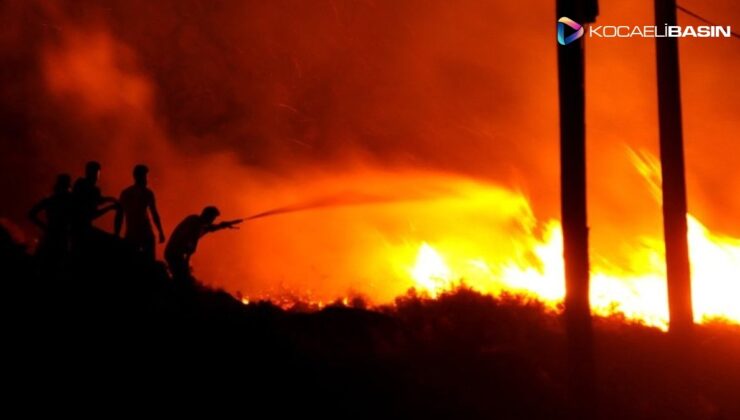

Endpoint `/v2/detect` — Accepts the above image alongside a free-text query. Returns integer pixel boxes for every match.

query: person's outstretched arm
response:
[28,199,48,231]
[149,191,165,243]
[205,219,243,233]
[100,195,119,205]
[94,203,120,220]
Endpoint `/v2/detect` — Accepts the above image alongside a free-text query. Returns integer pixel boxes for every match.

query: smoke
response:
[0,0,737,300]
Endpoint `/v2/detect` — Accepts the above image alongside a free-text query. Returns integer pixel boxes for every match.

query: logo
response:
[557,16,732,43]
[558,17,584,45]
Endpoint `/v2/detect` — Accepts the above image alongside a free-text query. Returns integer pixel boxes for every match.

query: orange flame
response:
[403,151,740,331]
[240,166,740,331]
[408,214,740,331]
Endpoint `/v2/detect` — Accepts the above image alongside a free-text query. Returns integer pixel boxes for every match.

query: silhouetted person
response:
[28,174,74,265]
[70,161,119,254]
[72,161,119,228]
[165,206,242,283]
[114,164,165,260]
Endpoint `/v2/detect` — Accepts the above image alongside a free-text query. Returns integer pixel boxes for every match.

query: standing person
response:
[70,161,119,255]
[114,164,166,260]
[164,206,242,283]
[71,161,119,230]
[28,174,74,265]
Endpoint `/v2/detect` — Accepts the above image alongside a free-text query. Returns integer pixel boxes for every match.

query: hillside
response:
[2,227,739,419]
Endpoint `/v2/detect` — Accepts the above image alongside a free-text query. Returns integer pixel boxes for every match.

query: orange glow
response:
[22,4,738,334]
[393,157,740,331]
[403,212,740,331]
[687,216,740,324]
[239,165,740,332]
[410,243,454,297]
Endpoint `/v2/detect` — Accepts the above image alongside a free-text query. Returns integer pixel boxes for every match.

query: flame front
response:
[408,211,740,331]
[687,216,740,323]
[411,243,454,297]
[236,163,740,332]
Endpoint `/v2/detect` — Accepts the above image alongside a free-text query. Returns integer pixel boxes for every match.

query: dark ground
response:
[2,227,739,419]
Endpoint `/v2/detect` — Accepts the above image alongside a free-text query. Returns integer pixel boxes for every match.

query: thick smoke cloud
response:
[1,0,562,210]
[0,0,737,299]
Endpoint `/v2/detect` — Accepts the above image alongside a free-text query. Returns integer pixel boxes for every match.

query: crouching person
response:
[164,206,242,284]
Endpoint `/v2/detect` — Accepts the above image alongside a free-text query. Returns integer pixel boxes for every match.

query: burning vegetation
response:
[239,166,740,331]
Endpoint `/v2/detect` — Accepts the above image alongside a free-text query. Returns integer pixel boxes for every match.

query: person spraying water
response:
[163,193,395,284]
[165,189,441,284]
[165,206,242,283]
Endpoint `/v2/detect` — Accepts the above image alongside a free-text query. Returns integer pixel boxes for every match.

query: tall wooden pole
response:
[654,0,694,336]
[556,1,598,418]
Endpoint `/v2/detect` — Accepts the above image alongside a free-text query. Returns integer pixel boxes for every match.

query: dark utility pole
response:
[556,1,598,418]
[654,0,694,336]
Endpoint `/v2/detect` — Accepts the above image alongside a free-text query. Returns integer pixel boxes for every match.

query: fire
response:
[234,163,739,332]
[687,216,740,323]
[397,151,738,330]
[408,207,740,331]
[411,243,454,297]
